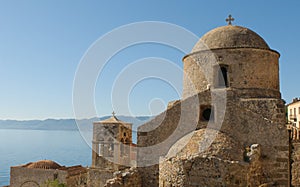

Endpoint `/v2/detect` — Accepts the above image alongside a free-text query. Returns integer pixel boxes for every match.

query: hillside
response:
[0,116,152,131]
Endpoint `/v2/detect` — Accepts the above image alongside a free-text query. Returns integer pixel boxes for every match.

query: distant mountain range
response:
[0,116,152,131]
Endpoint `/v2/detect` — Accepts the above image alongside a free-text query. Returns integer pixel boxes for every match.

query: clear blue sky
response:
[0,1,299,120]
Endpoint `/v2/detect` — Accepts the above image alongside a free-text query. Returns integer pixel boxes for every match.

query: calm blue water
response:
[0,129,92,186]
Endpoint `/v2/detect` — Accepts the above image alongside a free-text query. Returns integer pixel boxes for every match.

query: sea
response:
[0,129,92,186]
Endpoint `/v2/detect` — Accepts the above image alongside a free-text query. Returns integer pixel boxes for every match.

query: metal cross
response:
[112,111,116,116]
[226,15,234,25]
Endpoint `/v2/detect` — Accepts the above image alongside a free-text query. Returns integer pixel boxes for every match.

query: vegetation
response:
[42,179,66,187]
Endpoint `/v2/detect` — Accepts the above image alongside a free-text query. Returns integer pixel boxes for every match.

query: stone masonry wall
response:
[138,89,289,186]
[66,172,88,187]
[159,128,248,187]
[292,142,300,186]
[182,49,279,98]
[160,156,248,187]
[137,91,210,187]
[223,93,289,186]
[10,167,67,187]
[104,168,141,187]
[87,168,113,187]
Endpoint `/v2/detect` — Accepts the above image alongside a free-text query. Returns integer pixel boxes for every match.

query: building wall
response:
[66,174,87,187]
[138,89,289,187]
[87,168,114,187]
[287,99,300,128]
[160,156,248,187]
[10,167,67,187]
[65,166,88,187]
[182,49,280,99]
[292,142,300,186]
[10,165,88,187]
[137,91,207,187]
[104,168,141,187]
[92,120,133,169]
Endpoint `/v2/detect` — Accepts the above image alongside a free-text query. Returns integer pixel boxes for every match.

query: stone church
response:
[136,16,289,187]
[91,16,292,187]
[9,16,298,187]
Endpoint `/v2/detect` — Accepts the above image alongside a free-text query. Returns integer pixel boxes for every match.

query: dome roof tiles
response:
[25,160,61,170]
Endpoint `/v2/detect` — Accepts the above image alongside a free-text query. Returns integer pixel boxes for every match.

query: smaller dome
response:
[25,160,61,170]
[192,25,270,53]
[166,129,244,161]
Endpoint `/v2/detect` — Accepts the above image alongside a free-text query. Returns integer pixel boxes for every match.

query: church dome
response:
[25,160,61,170]
[191,25,270,53]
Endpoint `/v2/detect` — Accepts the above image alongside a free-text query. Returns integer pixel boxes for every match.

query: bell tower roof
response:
[96,112,132,125]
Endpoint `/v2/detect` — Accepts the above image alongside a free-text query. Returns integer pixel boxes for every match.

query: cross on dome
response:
[226,15,234,25]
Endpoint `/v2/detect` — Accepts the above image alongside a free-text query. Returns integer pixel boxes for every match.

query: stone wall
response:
[104,168,141,187]
[86,167,141,187]
[160,156,248,187]
[87,168,114,187]
[10,167,67,187]
[64,166,88,187]
[292,142,300,186]
[182,48,279,98]
[138,89,289,186]
[159,128,248,187]
[92,154,117,170]
[137,91,209,187]
[10,165,88,187]
[222,93,289,186]
[159,127,288,187]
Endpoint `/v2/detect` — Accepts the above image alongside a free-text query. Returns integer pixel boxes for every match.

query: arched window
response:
[200,105,214,121]
[202,108,211,121]
[215,65,229,88]
[108,143,114,157]
[120,138,124,157]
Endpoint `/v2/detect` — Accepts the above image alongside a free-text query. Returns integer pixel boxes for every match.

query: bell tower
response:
[92,112,133,170]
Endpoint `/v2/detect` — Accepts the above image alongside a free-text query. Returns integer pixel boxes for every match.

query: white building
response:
[287,98,300,140]
[287,98,300,127]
